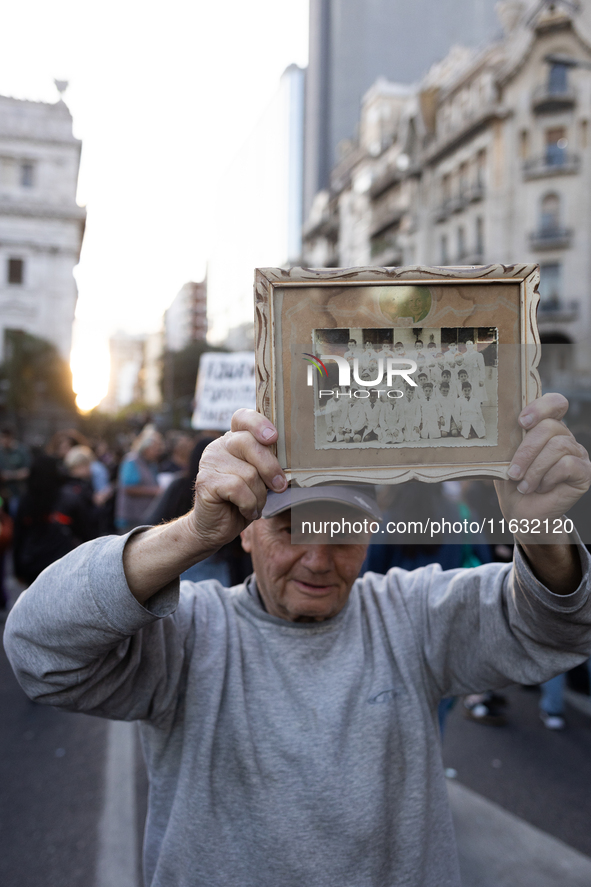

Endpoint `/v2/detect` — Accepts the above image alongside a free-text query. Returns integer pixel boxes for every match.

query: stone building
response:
[304,0,501,218]
[101,330,163,413]
[303,0,591,376]
[164,279,208,353]
[0,89,85,361]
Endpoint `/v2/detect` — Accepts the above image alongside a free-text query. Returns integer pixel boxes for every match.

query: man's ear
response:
[240,523,254,553]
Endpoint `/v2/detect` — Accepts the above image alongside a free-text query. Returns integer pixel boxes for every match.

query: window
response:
[475,217,484,256]
[475,150,486,188]
[519,130,529,160]
[540,193,560,233]
[545,128,567,167]
[459,162,469,197]
[539,263,562,307]
[457,227,465,260]
[20,162,34,188]
[440,234,448,264]
[580,119,588,150]
[548,63,568,95]
[7,258,24,285]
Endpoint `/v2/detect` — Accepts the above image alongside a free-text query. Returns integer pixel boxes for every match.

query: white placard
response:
[191,352,256,431]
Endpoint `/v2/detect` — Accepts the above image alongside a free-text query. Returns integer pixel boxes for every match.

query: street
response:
[1,620,590,886]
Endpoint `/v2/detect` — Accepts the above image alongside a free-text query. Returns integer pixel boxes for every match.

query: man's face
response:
[241,507,369,622]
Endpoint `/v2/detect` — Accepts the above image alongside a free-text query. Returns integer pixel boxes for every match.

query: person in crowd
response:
[4,395,591,887]
[0,427,31,518]
[378,395,403,444]
[463,339,487,402]
[538,659,591,730]
[400,385,421,442]
[437,381,459,438]
[343,398,368,443]
[12,449,73,585]
[419,381,443,440]
[362,390,381,441]
[457,381,487,439]
[321,387,348,443]
[52,446,101,544]
[115,426,164,533]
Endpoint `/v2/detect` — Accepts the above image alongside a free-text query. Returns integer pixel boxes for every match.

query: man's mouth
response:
[292,579,335,596]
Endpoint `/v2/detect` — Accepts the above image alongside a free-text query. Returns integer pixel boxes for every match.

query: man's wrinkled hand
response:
[189,409,287,555]
[495,393,591,528]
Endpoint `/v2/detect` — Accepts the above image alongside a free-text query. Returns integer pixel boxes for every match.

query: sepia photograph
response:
[255,264,540,485]
[311,326,498,449]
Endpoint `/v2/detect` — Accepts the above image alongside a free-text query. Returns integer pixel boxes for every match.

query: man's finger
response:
[518,392,568,430]
[508,418,572,482]
[223,429,287,492]
[230,408,278,446]
[535,454,591,496]
[513,435,587,495]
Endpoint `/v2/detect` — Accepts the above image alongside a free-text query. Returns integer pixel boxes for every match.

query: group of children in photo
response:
[320,336,492,446]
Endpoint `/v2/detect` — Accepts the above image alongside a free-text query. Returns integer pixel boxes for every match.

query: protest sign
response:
[191,352,256,431]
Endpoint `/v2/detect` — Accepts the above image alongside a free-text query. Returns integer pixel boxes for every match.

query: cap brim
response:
[262,485,381,520]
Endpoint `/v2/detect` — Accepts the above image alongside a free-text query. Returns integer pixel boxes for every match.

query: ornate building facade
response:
[0,91,85,361]
[303,0,591,377]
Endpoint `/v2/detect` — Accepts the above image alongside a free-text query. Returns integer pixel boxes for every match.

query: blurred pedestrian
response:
[539,660,591,730]
[115,426,164,533]
[52,446,101,544]
[0,427,31,518]
[12,451,75,585]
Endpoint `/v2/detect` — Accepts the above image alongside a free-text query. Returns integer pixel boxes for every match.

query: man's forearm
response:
[520,538,582,596]
[123,515,215,604]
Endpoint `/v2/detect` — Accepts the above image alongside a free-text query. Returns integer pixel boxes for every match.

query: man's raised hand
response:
[189,409,287,556]
[495,393,591,529]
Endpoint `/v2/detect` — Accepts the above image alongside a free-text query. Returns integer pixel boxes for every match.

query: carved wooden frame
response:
[255,264,541,486]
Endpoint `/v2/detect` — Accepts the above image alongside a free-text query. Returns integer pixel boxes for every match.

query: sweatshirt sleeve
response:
[389,539,591,700]
[3,532,189,723]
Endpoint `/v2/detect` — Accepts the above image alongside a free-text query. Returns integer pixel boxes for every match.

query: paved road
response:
[442,683,591,858]
[0,624,148,887]
[1,617,590,885]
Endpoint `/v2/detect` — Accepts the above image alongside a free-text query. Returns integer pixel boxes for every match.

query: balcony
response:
[523,152,580,179]
[370,234,404,267]
[531,83,576,114]
[529,226,573,250]
[433,191,477,223]
[467,182,485,203]
[370,203,405,238]
[456,252,485,266]
[538,298,579,323]
[370,166,403,200]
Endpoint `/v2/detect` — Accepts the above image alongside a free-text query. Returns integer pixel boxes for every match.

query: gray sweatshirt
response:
[4,534,591,887]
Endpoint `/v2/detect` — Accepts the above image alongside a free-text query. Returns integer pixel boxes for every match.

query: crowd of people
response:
[0,423,250,599]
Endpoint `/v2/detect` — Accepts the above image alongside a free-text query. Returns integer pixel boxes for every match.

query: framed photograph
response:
[255,265,541,486]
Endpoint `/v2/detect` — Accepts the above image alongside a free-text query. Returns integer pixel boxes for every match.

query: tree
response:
[160,340,228,428]
[0,330,76,427]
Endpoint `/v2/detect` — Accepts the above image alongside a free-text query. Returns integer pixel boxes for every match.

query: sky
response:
[0,0,309,409]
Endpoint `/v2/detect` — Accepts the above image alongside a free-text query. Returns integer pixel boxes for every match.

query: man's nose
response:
[300,545,335,572]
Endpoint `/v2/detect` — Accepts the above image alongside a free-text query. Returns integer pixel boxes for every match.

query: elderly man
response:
[4,395,591,887]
